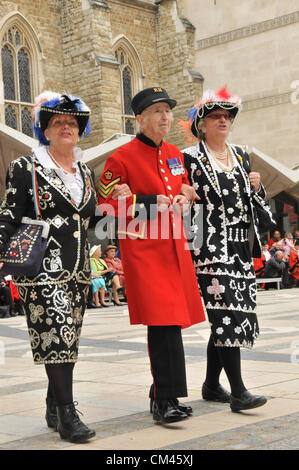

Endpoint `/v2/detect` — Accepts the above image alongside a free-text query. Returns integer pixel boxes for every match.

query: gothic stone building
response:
[0,0,298,233]
[0,0,202,150]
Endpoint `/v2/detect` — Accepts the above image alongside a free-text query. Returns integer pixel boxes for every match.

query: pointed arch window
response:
[115,48,135,135]
[1,25,33,137]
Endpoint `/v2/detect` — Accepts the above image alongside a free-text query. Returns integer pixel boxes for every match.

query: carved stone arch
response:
[112,35,146,134]
[0,11,43,103]
[112,34,145,91]
[0,11,43,135]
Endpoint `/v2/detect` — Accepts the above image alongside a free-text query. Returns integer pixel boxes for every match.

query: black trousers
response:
[147,325,187,400]
[0,286,13,311]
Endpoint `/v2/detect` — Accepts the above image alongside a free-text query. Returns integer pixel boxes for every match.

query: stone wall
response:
[155,0,203,147]
[0,0,203,150]
[183,0,299,168]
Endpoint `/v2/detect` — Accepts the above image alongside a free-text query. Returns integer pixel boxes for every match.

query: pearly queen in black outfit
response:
[3,148,96,364]
[181,86,274,413]
[184,140,261,348]
[0,91,97,443]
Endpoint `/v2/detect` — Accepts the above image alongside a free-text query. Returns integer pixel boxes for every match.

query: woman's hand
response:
[173,195,190,215]
[0,263,3,270]
[248,172,261,192]
[180,183,200,203]
[112,184,132,200]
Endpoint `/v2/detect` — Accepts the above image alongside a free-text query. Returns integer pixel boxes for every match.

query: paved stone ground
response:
[0,287,298,453]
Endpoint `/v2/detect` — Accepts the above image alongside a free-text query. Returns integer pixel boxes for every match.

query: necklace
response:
[206,143,228,160]
[47,149,75,174]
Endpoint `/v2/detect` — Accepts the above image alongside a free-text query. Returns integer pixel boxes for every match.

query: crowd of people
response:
[253,230,299,289]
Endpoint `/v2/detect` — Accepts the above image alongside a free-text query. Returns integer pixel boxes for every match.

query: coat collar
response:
[196,140,250,198]
[31,146,93,210]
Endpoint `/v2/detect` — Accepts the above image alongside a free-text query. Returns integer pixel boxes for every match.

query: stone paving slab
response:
[0,288,298,453]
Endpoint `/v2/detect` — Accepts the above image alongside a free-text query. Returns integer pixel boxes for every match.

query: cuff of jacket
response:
[134,195,158,220]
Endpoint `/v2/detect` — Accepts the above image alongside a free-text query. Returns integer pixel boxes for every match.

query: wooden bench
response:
[256,277,281,289]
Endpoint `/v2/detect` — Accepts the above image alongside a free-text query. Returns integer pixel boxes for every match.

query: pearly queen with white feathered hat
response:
[188,86,242,138]
[32,91,91,146]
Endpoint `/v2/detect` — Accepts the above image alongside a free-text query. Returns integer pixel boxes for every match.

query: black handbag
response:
[0,158,49,277]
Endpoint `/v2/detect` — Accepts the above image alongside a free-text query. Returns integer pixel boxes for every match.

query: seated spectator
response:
[104,245,125,288]
[279,233,296,256]
[253,241,271,278]
[90,245,109,307]
[0,274,14,317]
[289,241,299,287]
[264,250,289,289]
[268,230,281,249]
[91,244,124,306]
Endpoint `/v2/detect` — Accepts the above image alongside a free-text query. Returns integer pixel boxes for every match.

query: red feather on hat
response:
[215,85,232,101]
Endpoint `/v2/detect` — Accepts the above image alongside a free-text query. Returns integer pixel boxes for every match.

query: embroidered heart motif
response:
[60,325,76,348]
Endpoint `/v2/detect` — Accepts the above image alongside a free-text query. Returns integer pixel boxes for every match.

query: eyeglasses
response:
[206,113,232,121]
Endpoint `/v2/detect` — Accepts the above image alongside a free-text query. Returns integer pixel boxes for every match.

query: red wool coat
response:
[289,251,299,279]
[97,136,205,328]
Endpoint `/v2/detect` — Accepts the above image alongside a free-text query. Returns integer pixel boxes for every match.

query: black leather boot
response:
[45,397,58,430]
[149,384,192,415]
[230,390,267,413]
[202,382,231,403]
[152,399,188,424]
[57,402,96,443]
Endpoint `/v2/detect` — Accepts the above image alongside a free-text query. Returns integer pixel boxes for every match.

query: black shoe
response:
[170,398,193,415]
[87,302,98,309]
[230,390,267,413]
[152,400,188,424]
[100,302,109,308]
[112,300,125,306]
[45,397,58,430]
[202,382,231,403]
[57,402,96,443]
[150,397,192,415]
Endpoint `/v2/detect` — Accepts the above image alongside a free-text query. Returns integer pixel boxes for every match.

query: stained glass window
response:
[1,26,34,137]
[5,105,17,129]
[115,47,136,134]
[125,119,134,135]
[123,67,133,116]
[15,31,20,45]
[8,29,13,44]
[18,49,31,103]
[2,45,16,100]
[21,107,33,136]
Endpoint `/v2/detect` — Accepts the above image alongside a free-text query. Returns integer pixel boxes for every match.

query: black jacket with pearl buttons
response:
[0,154,96,287]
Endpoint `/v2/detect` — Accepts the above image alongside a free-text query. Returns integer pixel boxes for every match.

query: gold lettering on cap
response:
[153,87,163,93]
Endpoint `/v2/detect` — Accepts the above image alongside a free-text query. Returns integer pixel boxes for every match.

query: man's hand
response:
[157,195,171,213]
[112,184,132,200]
[248,172,261,192]
[180,183,200,203]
